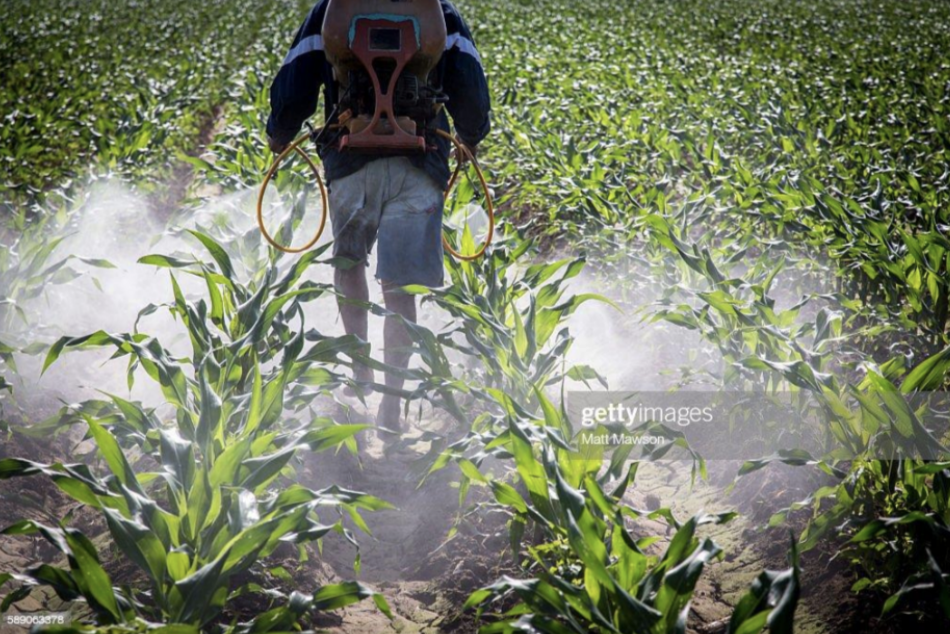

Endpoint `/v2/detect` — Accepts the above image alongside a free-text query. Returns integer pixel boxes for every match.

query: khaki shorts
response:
[328,157,445,287]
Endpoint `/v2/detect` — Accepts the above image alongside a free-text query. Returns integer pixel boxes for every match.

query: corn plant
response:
[402,233,611,416]
[401,234,755,631]
[0,230,393,630]
[0,448,391,630]
[0,233,113,338]
[452,388,797,633]
[645,206,950,621]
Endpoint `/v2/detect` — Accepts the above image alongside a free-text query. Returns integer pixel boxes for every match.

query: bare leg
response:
[376,281,416,433]
[335,264,374,387]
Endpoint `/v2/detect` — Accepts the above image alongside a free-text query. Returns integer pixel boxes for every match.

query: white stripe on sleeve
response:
[444,32,482,65]
[282,35,324,67]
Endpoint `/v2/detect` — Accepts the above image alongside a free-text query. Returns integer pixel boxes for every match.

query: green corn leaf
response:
[42,331,117,374]
[160,429,196,495]
[187,230,235,281]
[209,438,251,488]
[299,423,370,453]
[173,550,230,624]
[138,254,199,269]
[491,481,529,514]
[86,416,143,494]
[901,345,950,393]
[100,506,167,601]
[195,361,223,457]
[62,528,122,622]
[312,581,377,611]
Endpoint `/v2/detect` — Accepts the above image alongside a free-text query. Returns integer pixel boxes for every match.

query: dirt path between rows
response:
[295,395,515,633]
[150,102,226,223]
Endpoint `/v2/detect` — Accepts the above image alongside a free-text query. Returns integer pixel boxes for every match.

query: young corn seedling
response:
[646,206,950,620]
[402,232,613,425]
[0,230,393,631]
[458,389,798,634]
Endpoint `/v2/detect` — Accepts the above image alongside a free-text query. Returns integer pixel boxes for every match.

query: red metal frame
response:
[339,18,426,152]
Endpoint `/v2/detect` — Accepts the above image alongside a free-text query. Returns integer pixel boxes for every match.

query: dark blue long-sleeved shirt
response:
[266,0,491,189]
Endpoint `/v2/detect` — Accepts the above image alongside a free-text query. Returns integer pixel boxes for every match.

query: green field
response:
[2,0,950,632]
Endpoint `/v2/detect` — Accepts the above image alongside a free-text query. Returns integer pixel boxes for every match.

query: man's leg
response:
[335,262,374,386]
[334,262,368,340]
[376,281,416,431]
[373,158,443,436]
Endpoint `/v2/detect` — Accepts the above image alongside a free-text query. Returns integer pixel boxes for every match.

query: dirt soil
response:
[294,394,521,633]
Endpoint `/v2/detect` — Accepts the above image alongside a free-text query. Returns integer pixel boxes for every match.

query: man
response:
[266,1,490,436]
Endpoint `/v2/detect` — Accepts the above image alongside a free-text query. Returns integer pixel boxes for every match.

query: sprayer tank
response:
[322,0,447,82]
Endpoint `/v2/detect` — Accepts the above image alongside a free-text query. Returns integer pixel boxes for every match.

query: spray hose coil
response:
[256,128,494,260]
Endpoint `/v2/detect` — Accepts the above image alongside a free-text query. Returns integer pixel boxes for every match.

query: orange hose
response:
[436,129,495,261]
[256,133,328,254]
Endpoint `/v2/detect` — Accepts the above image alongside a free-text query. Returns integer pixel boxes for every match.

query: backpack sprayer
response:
[256,0,494,260]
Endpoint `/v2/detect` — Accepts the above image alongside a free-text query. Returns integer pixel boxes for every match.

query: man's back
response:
[266,0,491,190]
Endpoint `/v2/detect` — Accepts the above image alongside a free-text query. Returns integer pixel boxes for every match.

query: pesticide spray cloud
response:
[14,180,188,411]
[13,174,441,419]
